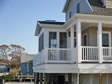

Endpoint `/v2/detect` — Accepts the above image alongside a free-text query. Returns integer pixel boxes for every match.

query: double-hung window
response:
[49,32,57,48]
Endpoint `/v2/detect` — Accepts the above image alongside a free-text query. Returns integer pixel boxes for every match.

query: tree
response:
[0,45,11,60]
[9,44,25,62]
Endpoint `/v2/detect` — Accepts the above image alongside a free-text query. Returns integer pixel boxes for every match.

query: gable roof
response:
[83,0,112,16]
[63,0,71,12]
[35,21,65,36]
[63,0,112,16]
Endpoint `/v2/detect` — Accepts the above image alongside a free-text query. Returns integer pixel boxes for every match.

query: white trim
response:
[65,21,76,31]
[57,32,59,48]
[86,0,93,12]
[71,26,74,48]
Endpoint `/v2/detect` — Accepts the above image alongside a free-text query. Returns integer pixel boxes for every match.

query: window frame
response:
[49,32,57,48]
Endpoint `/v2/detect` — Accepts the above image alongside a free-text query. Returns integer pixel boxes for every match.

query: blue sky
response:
[0,0,66,54]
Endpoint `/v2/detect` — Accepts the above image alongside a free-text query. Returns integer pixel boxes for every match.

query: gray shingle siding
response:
[65,0,93,21]
[84,0,112,16]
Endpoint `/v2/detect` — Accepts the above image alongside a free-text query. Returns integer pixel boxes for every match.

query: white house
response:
[33,0,112,84]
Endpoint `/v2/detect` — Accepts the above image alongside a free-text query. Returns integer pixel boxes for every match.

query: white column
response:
[57,32,59,48]
[98,23,102,63]
[76,20,82,63]
[70,26,74,48]
[65,74,69,82]
[70,26,75,63]
[77,73,79,84]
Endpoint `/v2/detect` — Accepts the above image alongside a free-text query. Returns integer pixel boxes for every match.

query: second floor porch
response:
[33,46,112,66]
[35,15,112,65]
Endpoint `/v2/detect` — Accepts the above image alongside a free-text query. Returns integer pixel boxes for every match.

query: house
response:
[0,63,9,73]
[21,53,34,76]
[33,0,112,84]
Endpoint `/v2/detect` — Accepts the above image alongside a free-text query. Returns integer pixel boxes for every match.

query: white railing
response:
[102,47,112,61]
[33,47,112,65]
[33,48,72,65]
[47,48,71,62]
[33,49,46,65]
[82,46,99,62]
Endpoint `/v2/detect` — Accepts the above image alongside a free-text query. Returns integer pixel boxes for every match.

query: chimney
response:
[101,0,112,8]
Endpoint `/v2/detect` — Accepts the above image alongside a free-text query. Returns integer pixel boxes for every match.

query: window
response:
[59,32,67,48]
[69,11,72,18]
[49,32,57,48]
[102,33,110,47]
[39,33,44,52]
[77,3,80,13]
[83,34,88,46]
[74,38,76,47]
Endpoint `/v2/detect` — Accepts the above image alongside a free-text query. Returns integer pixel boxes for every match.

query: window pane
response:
[49,32,57,48]
[39,33,44,52]
[102,33,109,47]
[84,35,87,46]
[77,3,80,13]
[59,32,67,48]
[74,39,76,47]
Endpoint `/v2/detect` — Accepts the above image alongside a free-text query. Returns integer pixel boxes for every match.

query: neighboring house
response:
[0,63,9,73]
[33,0,112,84]
[21,53,34,75]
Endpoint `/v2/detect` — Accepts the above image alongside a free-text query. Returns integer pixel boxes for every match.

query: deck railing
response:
[82,46,99,62]
[33,47,112,65]
[48,48,71,62]
[33,48,72,65]
[102,47,112,61]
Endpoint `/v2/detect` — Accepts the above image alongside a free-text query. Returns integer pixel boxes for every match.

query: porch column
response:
[77,73,79,84]
[40,73,42,84]
[76,20,82,63]
[98,23,103,63]
[70,26,74,48]
[99,73,102,84]
[68,74,72,84]
[44,73,49,84]
[65,74,69,84]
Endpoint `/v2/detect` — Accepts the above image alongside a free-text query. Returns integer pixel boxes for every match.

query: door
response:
[102,32,111,60]
[83,34,88,46]
[102,32,110,47]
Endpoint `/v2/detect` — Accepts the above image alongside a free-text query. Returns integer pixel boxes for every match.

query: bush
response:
[0,74,13,80]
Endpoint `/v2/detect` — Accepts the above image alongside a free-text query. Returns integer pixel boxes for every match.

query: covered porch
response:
[66,14,112,63]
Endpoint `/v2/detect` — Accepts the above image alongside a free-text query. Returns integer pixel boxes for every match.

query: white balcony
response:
[33,48,74,66]
[33,47,112,66]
